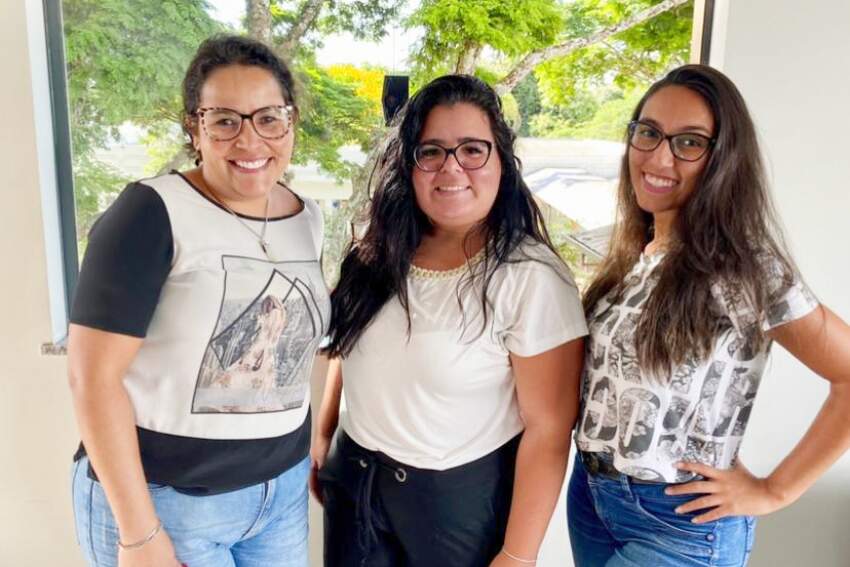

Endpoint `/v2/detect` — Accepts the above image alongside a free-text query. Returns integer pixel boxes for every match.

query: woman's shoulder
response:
[504,237,573,276]
[488,237,580,295]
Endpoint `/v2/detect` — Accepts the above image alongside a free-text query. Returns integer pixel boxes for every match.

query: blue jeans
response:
[71,456,310,567]
[567,454,756,567]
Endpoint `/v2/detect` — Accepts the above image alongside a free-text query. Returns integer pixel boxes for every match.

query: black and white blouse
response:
[575,252,818,483]
[71,173,330,494]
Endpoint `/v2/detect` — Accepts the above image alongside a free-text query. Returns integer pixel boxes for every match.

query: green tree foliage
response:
[407,0,564,77]
[63,0,221,235]
[512,74,542,136]
[535,0,693,105]
[532,89,644,140]
[294,60,379,179]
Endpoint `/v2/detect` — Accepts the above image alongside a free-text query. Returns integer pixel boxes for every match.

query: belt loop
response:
[620,472,635,501]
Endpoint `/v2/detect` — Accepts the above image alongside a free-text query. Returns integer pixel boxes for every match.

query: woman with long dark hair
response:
[568,64,850,566]
[313,75,588,566]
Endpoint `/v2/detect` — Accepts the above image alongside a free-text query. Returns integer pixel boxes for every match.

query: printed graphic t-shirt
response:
[575,252,818,483]
[71,173,330,494]
[342,240,589,470]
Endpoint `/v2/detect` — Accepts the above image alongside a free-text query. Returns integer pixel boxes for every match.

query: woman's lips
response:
[642,172,678,194]
[229,157,271,173]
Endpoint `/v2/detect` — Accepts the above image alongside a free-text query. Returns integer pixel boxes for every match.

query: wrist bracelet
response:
[500,548,537,564]
[117,520,162,551]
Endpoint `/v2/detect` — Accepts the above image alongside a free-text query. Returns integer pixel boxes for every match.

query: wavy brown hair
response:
[583,64,796,378]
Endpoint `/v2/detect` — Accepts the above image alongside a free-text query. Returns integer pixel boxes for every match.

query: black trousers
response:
[319,430,520,567]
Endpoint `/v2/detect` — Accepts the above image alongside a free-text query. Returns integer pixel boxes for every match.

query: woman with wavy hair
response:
[313,74,588,566]
[568,64,850,566]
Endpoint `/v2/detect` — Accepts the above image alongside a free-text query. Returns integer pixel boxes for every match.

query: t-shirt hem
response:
[341,423,525,471]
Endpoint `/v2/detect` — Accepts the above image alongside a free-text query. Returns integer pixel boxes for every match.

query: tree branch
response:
[278,0,326,56]
[494,0,690,94]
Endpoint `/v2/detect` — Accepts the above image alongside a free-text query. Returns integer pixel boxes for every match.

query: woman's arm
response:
[310,356,343,503]
[68,324,181,566]
[668,305,850,522]
[492,338,585,566]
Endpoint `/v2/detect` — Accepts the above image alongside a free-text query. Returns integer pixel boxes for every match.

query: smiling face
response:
[411,102,502,235]
[629,85,715,224]
[193,64,294,203]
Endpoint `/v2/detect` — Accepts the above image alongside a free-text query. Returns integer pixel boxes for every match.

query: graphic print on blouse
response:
[193,255,326,414]
[576,253,818,483]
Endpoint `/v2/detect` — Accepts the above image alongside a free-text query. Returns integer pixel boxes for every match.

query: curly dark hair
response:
[325,74,561,358]
[181,34,298,162]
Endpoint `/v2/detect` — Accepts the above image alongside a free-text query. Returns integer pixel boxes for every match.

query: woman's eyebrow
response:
[418,136,491,144]
[639,117,712,136]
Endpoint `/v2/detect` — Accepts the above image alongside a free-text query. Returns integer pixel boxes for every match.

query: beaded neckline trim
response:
[409,249,487,279]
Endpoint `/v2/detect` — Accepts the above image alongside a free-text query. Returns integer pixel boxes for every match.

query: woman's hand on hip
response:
[665,459,790,523]
[117,528,184,567]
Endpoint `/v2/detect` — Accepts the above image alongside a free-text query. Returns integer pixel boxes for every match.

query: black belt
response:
[579,451,659,484]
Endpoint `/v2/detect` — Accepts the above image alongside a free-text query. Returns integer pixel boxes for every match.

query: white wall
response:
[540,3,850,565]
[0,1,84,565]
[711,1,850,565]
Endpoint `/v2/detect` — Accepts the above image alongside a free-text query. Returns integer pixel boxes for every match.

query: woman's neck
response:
[648,211,677,254]
[414,226,486,270]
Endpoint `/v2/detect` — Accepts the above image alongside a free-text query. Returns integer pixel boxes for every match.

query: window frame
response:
[43,0,79,330]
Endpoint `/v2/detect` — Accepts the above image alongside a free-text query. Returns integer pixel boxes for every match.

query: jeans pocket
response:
[70,460,83,547]
[147,481,171,494]
[633,495,717,559]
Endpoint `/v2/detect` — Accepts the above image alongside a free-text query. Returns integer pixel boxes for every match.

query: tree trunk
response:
[278,0,325,56]
[455,42,482,75]
[246,0,272,42]
[494,0,690,94]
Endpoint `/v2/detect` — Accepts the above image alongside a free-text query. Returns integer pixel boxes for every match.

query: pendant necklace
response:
[205,182,275,262]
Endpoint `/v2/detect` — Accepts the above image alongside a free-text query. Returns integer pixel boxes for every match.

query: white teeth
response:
[436,185,468,192]
[234,158,269,169]
[644,173,676,187]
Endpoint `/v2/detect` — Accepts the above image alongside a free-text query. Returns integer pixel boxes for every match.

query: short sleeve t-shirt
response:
[575,252,818,483]
[341,240,589,470]
[71,173,330,494]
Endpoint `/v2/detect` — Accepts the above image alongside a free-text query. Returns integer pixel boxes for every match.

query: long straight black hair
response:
[325,75,557,358]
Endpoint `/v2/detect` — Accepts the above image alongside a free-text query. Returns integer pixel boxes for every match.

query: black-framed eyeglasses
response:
[195,105,295,141]
[628,121,715,162]
[413,139,494,172]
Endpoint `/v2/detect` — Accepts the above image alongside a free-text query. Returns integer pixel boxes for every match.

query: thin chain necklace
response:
[204,181,275,262]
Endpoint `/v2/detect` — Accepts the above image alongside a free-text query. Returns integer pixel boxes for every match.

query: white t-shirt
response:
[341,239,588,470]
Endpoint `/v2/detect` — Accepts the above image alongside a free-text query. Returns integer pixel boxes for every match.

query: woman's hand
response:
[309,432,332,505]
[665,460,789,523]
[117,528,184,567]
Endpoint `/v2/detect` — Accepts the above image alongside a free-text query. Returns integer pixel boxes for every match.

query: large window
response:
[45,0,713,325]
